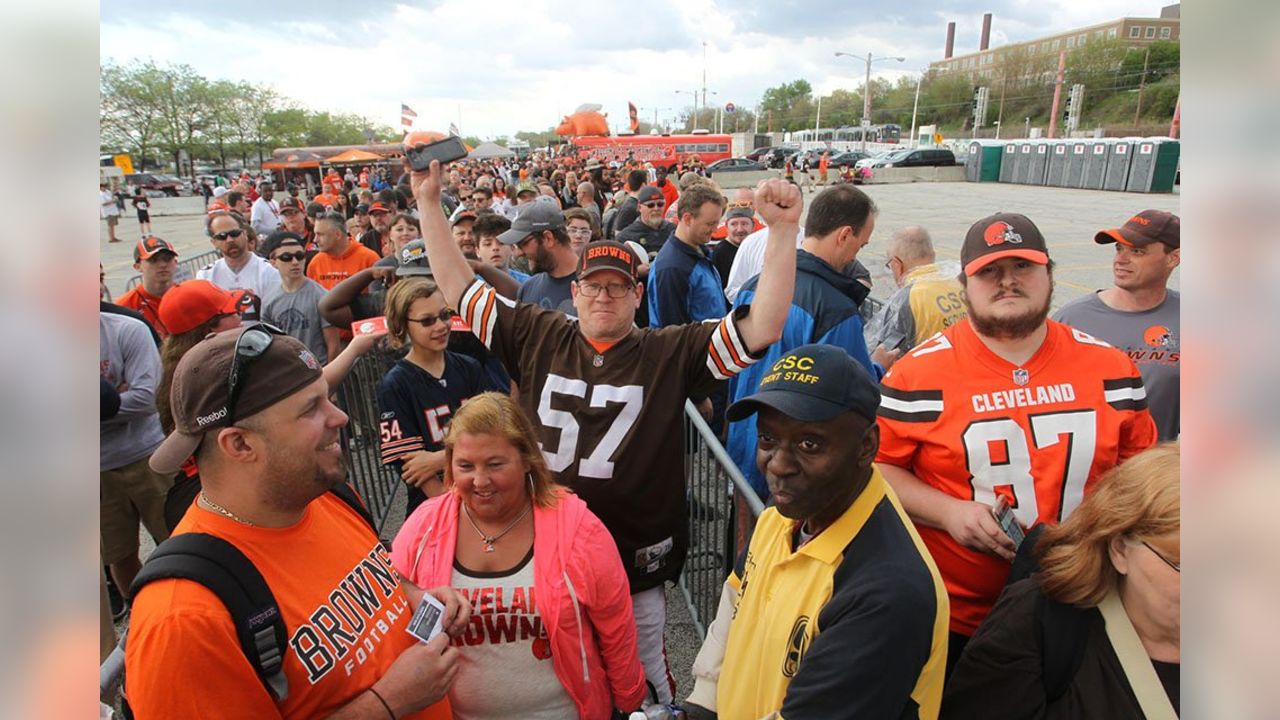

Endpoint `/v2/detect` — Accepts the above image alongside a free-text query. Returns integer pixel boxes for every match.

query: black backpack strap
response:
[1037,589,1092,703]
[128,533,290,702]
[329,482,377,533]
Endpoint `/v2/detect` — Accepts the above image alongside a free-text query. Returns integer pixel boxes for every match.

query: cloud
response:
[100,0,1172,138]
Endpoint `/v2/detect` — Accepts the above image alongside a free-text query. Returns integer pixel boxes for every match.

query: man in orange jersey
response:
[306,212,381,291]
[115,236,183,338]
[126,329,467,719]
[875,213,1157,673]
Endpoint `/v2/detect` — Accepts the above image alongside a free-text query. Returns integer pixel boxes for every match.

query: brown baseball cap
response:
[279,196,305,214]
[577,241,639,282]
[1095,210,1180,249]
[134,236,178,262]
[149,327,323,475]
[961,213,1050,276]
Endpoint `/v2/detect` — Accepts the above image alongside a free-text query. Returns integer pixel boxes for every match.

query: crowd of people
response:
[100,141,1181,719]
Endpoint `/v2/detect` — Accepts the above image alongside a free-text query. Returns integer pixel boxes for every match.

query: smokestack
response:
[980,13,992,51]
[945,22,956,59]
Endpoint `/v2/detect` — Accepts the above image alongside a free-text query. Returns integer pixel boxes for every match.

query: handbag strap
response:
[1098,589,1178,720]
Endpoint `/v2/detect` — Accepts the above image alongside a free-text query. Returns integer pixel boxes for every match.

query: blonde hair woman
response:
[391,393,646,720]
[943,443,1180,719]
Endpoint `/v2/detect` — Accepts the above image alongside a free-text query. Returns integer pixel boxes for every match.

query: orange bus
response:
[570,133,732,170]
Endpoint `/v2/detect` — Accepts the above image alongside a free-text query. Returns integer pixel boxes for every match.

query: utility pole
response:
[861,52,872,152]
[1133,46,1151,128]
[814,94,823,137]
[1047,51,1066,139]
[909,73,922,148]
[701,41,708,131]
[996,76,1007,141]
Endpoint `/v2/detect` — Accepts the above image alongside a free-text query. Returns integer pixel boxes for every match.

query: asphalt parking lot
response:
[103,179,1179,701]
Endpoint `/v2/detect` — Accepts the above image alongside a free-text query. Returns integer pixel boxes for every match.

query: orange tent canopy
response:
[325,148,386,164]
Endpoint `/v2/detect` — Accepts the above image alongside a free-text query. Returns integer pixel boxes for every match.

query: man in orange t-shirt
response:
[306,212,381,290]
[125,329,466,718]
[115,237,182,339]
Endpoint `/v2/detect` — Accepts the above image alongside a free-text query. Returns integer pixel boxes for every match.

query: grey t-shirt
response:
[1053,290,1180,440]
[516,271,577,316]
[100,312,165,471]
[261,278,333,363]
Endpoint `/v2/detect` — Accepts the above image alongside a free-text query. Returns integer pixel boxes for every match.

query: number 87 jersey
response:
[874,319,1157,636]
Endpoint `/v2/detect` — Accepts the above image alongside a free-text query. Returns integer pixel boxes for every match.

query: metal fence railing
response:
[123,249,220,291]
[336,345,408,537]
[679,399,765,638]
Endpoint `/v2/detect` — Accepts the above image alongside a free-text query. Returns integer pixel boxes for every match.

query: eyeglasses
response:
[1140,540,1180,573]
[884,256,899,271]
[577,281,634,298]
[212,229,245,241]
[567,227,593,237]
[407,309,456,328]
[227,323,287,422]
[642,201,664,209]
[273,251,306,263]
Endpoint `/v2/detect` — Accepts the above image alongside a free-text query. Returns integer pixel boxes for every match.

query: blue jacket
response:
[727,249,881,498]
[648,234,727,327]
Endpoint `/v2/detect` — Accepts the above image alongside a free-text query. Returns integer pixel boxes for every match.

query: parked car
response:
[865,148,957,169]
[706,158,766,177]
[828,151,869,168]
[763,147,802,168]
[745,147,773,161]
[124,173,187,197]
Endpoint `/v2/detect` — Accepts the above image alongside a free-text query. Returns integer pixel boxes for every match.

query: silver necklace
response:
[200,491,256,526]
[462,500,532,553]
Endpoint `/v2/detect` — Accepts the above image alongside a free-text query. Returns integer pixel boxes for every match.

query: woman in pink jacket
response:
[391,392,647,720]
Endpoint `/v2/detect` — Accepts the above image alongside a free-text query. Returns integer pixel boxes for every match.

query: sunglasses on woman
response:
[407,309,456,328]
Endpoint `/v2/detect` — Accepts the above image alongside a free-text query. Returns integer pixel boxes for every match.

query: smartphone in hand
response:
[992,495,1026,550]
[405,136,468,172]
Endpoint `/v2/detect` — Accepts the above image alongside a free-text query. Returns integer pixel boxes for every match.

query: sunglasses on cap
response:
[227,323,287,421]
[407,309,456,328]
[213,228,245,241]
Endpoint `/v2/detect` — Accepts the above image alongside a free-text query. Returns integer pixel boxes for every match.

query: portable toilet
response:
[1064,140,1089,188]
[1082,139,1112,190]
[998,142,1018,183]
[1013,142,1035,184]
[966,140,1004,182]
[1045,141,1071,187]
[1024,140,1051,185]
[1103,138,1137,191]
[1125,139,1181,193]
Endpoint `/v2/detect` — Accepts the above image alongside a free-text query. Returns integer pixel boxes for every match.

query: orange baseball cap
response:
[134,236,178,263]
[159,280,241,336]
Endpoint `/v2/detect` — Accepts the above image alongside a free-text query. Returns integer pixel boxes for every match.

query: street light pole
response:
[835,51,905,152]
[909,71,923,148]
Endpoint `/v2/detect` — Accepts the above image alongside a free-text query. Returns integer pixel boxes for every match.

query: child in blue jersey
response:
[376,277,500,515]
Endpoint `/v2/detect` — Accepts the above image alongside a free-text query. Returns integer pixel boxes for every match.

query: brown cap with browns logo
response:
[577,241,640,282]
[961,212,1050,276]
[1095,210,1179,249]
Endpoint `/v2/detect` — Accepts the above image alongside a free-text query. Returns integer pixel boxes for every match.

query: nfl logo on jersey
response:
[1012,368,1030,386]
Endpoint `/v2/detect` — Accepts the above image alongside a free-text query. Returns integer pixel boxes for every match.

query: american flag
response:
[448,123,460,137]
[401,104,418,118]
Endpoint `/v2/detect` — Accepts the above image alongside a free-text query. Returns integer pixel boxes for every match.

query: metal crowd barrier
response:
[336,344,408,537]
[679,399,765,638]
[123,249,220,290]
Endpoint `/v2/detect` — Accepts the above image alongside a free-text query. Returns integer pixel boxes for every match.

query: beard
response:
[642,215,664,229]
[964,285,1052,340]
[261,439,348,513]
[532,243,554,272]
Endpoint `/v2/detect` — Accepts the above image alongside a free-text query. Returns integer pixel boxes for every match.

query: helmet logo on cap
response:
[983,222,1023,247]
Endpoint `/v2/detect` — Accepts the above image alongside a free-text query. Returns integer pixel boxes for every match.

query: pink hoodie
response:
[391,489,647,719]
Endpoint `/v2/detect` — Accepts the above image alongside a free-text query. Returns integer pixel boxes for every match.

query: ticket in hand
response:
[352,316,388,337]
[405,592,446,644]
[992,495,1026,550]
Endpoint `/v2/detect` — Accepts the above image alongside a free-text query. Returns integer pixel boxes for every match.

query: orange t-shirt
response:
[876,319,1157,635]
[124,494,450,719]
[114,285,169,339]
[306,242,381,290]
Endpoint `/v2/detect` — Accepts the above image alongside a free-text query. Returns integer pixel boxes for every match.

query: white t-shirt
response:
[196,253,282,298]
[101,190,120,218]
[250,197,282,237]
[724,224,806,303]
[448,550,574,720]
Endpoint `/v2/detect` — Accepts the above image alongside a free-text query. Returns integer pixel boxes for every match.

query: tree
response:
[100,60,168,170]
[152,63,211,178]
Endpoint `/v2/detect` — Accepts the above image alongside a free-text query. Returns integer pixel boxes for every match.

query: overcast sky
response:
[100,0,1173,139]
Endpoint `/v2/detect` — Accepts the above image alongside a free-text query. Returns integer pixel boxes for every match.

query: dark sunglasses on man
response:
[213,228,245,241]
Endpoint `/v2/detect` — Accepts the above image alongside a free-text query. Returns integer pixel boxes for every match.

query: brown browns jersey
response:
[459,278,759,590]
